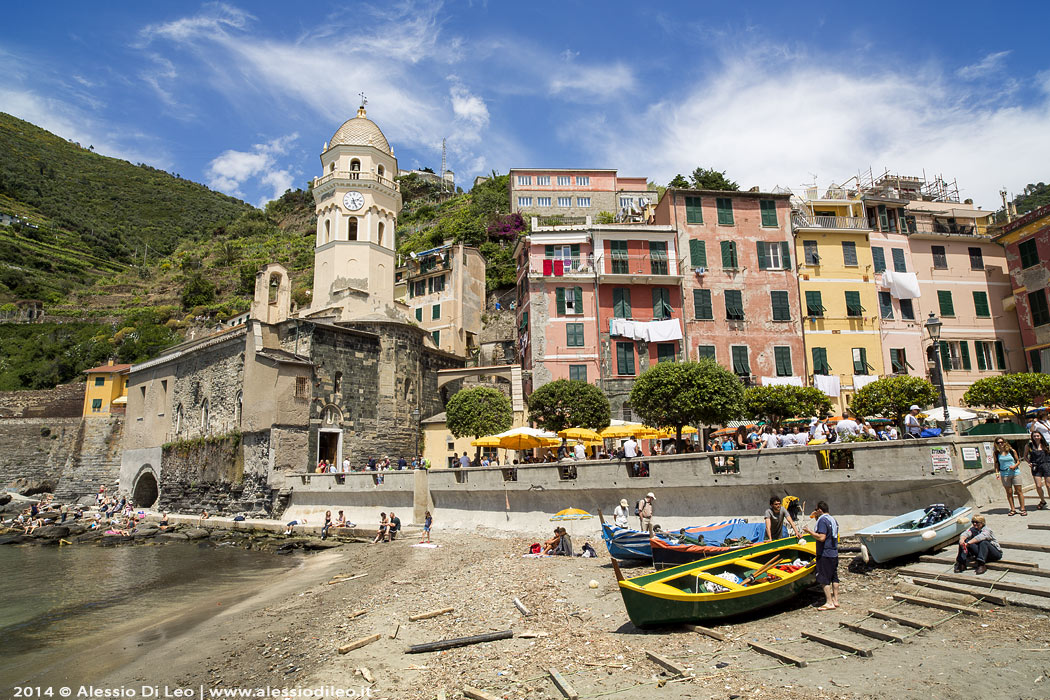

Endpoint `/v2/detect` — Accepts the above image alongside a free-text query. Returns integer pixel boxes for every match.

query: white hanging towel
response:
[762,376,804,387]
[813,374,841,397]
[882,270,921,299]
[645,319,683,342]
[852,374,878,391]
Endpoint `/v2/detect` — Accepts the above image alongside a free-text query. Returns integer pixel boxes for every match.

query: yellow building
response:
[793,186,883,412]
[82,361,130,416]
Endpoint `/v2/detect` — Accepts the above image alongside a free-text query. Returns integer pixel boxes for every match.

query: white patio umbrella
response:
[924,406,979,421]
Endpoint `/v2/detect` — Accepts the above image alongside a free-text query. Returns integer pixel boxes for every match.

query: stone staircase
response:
[54,417,123,501]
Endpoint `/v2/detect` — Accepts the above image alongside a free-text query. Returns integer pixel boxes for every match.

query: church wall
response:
[156,433,275,516]
[169,338,245,441]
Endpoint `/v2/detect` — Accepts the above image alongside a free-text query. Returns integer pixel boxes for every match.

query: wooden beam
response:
[902,568,1050,600]
[867,608,932,629]
[683,623,726,641]
[548,668,579,699]
[463,687,500,700]
[839,621,907,644]
[978,562,1050,578]
[347,609,367,619]
[918,555,1040,569]
[406,630,514,654]
[1000,540,1050,554]
[913,578,1010,606]
[338,633,381,654]
[1028,524,1050,531]
[645,650,688,676]
[409,607,454,622]
[801,630,874,657]
[514,597,531,617]
[747,641,807,667]
[891,593,979,615]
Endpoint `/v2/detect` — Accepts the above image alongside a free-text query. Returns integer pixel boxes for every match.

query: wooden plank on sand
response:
[867,608,931,629]
[839,621,907,644]
[892,593,979,615]
[463,687,499,700]
[747,641,807,667]
[514,597,531,617]
[548,667,579,699]
[903,568,1050,600]
[338,633,381,654]
[918,555,1040,569]
[801,630,874,657]
[645,650,688,676]
[347,609,367,619]
[1028,523,1050,531]
[684,623,726,641]
[406,630,513,654]
[409,606,454,622]
[999,540,1050,554]
[912,578,1010,606]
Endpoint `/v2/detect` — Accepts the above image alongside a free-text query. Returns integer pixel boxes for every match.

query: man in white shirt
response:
[887,424,898,440]
[341,457,350,473]
[623,437,638,459]
[835,413,860,438]
[573,442,586,461]
[613,498,630,528]
[809,418,829,442]
[762,428,779,449]
[904,405,923,438]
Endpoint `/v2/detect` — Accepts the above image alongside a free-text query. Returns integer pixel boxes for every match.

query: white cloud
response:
[205,133,299,203]
[549,60,637,100]
[957,50,1011,80]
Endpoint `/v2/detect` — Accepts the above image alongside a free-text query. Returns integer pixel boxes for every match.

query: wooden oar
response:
[596,507,607,526]
[740,555,784,586]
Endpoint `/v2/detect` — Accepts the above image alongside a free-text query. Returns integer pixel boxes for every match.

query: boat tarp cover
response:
[673,521,766,546]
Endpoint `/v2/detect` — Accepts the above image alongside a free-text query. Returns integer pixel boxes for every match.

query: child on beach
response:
[421,510,433,543]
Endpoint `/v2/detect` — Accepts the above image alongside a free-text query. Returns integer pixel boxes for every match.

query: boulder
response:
[31,525,70,540]
[75,530,104,543]
[183,528,211,540]
[133,527,160,539]
[99,535,132,546]
[14,479,55,497]
[0,493,11,507]
[155,531,189,541]
[0,534,28,545]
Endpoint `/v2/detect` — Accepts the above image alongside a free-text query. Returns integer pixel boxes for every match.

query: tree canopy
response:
[690,167,739,191]
[743,385,832,429]
[667,174,690,188]
[630,359,744,448]
[527,379,610,434]
[445,386,513,441]
[849,375,938,427]
[964,373,1050,423]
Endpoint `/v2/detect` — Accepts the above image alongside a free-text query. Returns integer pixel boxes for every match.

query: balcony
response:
[528,255,595,277]
[314,170,399,190]
[792,214,869,230]
[599,253,681,280]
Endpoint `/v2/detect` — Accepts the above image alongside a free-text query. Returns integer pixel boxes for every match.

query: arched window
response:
[329,162,335,172]
[347,217,358,241]
[377,164,385,178]
[349,159,360,179]
[174,403,183,436]
[377,221,385,247]
[236,391,243,425]
[324,219,331,243]
[201,398,210,433]
[333,372,342,393]
[268,274,280,303]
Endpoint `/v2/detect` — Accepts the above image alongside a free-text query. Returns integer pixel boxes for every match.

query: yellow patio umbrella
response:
[495,426,558,451]
[558,427,602,441]
[470,435,502,447]
[599,424,636,439]
[550,507,594,521]
[632,426,662,439]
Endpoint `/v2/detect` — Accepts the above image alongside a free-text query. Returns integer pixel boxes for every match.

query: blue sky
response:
[2,1,1048,209]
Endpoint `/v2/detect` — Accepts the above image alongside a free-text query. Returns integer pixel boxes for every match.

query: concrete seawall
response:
[279,435,1006,534]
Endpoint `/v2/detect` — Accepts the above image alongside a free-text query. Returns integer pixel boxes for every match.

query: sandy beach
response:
[92,512,1050,700]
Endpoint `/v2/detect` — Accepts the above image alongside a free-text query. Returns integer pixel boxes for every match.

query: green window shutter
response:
[432,330,440,345]
[731,346,750,375]
[657,343,676,363]
[720,240,737,268]
[760,199,778,227]
[693,289,713,320]
[689,239,707,267]
[940,341,951,368]
[852,347,868,374]
[890,348,902,373]
[570,244,580,258]
[770,290,790,321]
[685,196,703,224]
[544,245,554,259]
[960,341,971,370]
[613,288,632,318]
[616,342,635,375]
[805,290,824,317]
[774,346,792,376]
[878,291,893,319]
[780,241,791,269]
[975,342,987,370]
[408,283,414,299]
[432,303,440,320]
[937,290,955,317]
[652,288,671,319]
[519,311,528,331]
[649,241,668,274]
[697,345,716,360]
[842,241,858,266]
[574,287,583,314]
[871,247,886,273]
[845,291,863,316]
[555,287,565,315]
[427,277,433,294]
[568,365,587,381]
[757,241,770,270]
[995,341,1007,370]
[716,197,734,225]
[972,291,990,318]
[891,248,907,272]
[415,307,422,322]
[878,204,889,231]
[812,347,829,375]
[566,323,584,347]
[725,289,744,320]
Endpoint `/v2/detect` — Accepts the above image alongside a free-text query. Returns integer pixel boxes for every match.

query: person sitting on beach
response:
[373,512,390,543]
[158,512,170,530]
[541,528,562,555]
[284,517,307,536]
[387,511,402,540]
[321,510,333,540]
[553,528,573,556]
[955,514,1002,574]
[335,510,346,528]
[197,510,210,527]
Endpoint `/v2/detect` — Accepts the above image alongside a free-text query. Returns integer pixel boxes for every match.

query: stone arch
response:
[132,465,159,508]
[377,164,385,178]
[321,403,343,425]
[350,159,360,179]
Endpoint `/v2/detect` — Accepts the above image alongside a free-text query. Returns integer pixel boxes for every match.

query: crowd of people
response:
[315,455,432,473]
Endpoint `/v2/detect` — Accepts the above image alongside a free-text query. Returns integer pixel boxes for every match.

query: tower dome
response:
[328,106,391,154]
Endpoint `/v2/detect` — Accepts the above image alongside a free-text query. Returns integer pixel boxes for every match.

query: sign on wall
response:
[930,446,953,472]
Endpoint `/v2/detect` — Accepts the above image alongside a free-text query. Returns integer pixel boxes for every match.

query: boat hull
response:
[650,522,768,570]
[601,519,747,562]
[855,506,972,564]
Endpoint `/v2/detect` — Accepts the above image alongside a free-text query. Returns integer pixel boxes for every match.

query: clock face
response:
[342,191,365,211]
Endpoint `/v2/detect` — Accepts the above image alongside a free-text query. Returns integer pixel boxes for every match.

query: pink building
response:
[508,169,653,223]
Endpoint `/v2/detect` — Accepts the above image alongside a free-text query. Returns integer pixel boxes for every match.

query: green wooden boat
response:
[615,536,818,628]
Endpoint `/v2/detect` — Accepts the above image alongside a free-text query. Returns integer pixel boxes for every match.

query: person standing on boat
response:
[955,514,1002,574]
[994,438,1026,516]
[613,498,631,528]
[1024,430,1050,511]
[764,496,801,541]
[804,501,839,610]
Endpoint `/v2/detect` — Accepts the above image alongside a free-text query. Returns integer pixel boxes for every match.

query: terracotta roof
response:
[84,363,131,374]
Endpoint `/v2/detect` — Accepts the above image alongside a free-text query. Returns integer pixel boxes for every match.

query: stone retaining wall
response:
[0,416,82,493]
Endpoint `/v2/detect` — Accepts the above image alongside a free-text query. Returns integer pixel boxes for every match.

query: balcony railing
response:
[601,254,680,276]
[315,171,400,190]
[792,214,869,230]
[529,255,594,276]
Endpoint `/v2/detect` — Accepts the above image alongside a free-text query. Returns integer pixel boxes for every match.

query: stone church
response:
[119,106,464,516]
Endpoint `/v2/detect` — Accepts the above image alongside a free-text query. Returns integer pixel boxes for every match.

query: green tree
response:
[630,359,744,450]
[964,373,1050,424]
[667,174,690,188]
[689,167,739,191]
[527,380,611,434]
[445,386,513,458]
[743,385,832,429]
[849,375,938,428]
[181,273,216,309]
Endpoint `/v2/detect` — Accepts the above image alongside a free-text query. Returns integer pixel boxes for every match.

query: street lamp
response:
[924,312,954,436]
[411,408,421,466]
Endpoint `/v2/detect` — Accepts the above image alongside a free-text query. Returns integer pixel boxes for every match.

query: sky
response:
[2,1,1048,210]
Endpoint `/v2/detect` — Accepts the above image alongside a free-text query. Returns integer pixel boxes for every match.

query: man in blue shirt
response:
[804,500,839,610]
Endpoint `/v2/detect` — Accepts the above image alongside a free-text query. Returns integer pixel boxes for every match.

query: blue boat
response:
[651,521,769,569]
[601,518,746,562]
[855,505,972,564]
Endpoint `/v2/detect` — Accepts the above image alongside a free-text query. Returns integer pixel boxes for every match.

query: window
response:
[657,343,677,363]
[612,287,632,318]
[413,280,425,297]
[693,289,713,320]
[685,196,703,224]
[939,341,971,371]
[770,290,791,321]
[697,345,716,361]
[773,346,792,376]
[968,247,984,270]
[716,197,734,225]
[995,340,1007,370]
[974,341,994,371]
[558,197,572,207]
[841,241,858,266]
[568,364,587,381]
[932,245,948,269]
[616,342,635,375]
[937,290,955,317]
[91,398,102,412]
[845,291,864,317]
[871,246,886,273]
[620,197,633,208]
[720,240,738,269]
[805,290,825,317]
[649,241,668,274]
[432,275,445,293]
[432,303,441,320]
[517,175,531,186]
[576,176,590,186]
[295,376,309,398]
[852,347,871,374]
[1032,349,1043,373]
[174,404,182,435]
[803,240,819,265]
[556,286,583,315]
[431,330,440,346]
[760,199,778,227]
[652,288,673,319]
[689,239,707,267]
[900,298,915,320]
[517,197,532,207]
[890,348,910,374]
[891,248,907,272]
[1029,289,1050,327]
[333,373,342,394]
[731,346,750,376]
[201,398,210,432]
[576,197,591,207]
[757,241,790,270]
[610,240,629,274]
[94,376,105,387]
[811,347,831,375]
[537,197,551,207]
[724,289,744,320]
[1020,239,1039,269]
[566,323,585,347]
[878,291,894,319]
[415,307,423,322]
[972,291,990,318]
[557,176,571,186]
[537,175,550,186]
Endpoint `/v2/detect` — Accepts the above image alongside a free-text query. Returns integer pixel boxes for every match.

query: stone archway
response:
[133,468,159,508]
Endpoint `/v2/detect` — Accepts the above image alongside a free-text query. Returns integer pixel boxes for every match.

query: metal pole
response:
[932,347,954,436]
